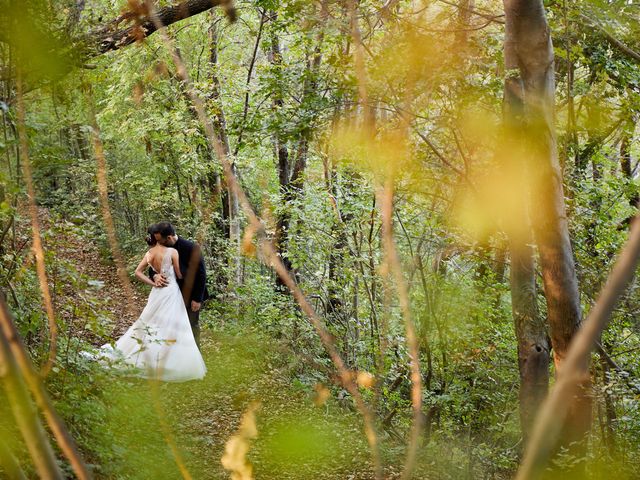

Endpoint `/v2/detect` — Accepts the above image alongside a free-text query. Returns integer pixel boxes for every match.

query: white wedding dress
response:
[94,248,206,382]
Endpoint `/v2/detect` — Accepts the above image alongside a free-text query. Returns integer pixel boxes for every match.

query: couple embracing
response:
[94,222,208,382]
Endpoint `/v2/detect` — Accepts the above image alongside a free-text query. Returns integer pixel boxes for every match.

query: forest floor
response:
[36,210,405,479]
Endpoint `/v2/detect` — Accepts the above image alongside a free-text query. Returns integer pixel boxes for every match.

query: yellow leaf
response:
[356,371,375,389]
[241,225,257,257]
[221,401,260,480]
[313,383,330,406]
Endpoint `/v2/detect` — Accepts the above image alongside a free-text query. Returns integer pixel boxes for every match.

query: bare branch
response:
[15,74,58,377]
[0,297,93,480]
[378,180,423,480]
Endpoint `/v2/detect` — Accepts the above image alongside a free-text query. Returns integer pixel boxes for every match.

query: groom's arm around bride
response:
[148,222,209,347]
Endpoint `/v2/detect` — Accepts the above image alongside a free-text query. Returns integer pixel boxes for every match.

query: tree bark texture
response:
[503,0,590,453]
[509,239,550,438]
[93,0,233,54]
[502,20,550,442]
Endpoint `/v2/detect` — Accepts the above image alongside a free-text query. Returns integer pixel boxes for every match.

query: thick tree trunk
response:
[502,43,550,441]
[504,0,590,455]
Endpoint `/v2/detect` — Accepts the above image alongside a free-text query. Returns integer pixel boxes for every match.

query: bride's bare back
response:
[134,245,182,287]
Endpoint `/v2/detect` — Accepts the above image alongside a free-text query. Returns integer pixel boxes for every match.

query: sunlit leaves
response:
[329,125,411,182]
[4,0,78,82]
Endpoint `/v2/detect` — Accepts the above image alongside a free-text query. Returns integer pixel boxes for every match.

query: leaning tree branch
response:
[92,0,236,54]
[579,13,640,64]
[1,1,235,89]
[0,298,63,480]
[0,296,93,480]
[515,213,640,479]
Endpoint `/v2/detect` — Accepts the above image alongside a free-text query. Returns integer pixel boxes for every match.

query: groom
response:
[150,222,208,347]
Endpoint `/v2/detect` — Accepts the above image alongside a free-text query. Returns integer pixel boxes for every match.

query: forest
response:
[1,0,640,478]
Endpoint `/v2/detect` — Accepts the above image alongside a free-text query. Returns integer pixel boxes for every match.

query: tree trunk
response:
[504,0,590,456]
[208,10,241,286]
[266,15,294,286]
[268,10,325,288]
[620,117,639,219]
[326,158,344,313]
[599,339,617,453]
[502,24,550,442]
[509,240,550,439]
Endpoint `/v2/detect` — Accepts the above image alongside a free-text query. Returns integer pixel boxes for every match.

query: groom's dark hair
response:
[154,222,176,238]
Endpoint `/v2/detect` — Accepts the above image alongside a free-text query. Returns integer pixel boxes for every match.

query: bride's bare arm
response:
[172,249,183,279]
[135,255,156,286]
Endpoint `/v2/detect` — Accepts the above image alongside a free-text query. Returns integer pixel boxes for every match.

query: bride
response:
[92,226,206,382]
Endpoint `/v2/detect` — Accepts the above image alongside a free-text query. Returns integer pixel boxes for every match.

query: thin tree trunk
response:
[208,10,241,285]
[233,10,266,157]
[208,13,231,156]
[493,240,507,284]
[509,240,550,439]
[268,9,325,287]
[326,161,347,316]
[563,0,576,176]
[599,338,617,453]
[267,15,294,285]
[620,116,639,224]
[504,0,590,456]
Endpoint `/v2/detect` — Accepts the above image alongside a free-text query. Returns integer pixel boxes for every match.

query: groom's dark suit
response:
[149,237,208,347]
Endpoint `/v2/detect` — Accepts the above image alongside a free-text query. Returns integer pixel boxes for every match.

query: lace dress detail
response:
[96,248,206,382]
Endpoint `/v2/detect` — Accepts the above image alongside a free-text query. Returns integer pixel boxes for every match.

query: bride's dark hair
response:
[145,224,158,246]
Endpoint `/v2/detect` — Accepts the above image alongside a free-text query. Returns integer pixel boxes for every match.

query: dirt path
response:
[92,326,381,480]
[37,209,398,479]
[39,209,146,340]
